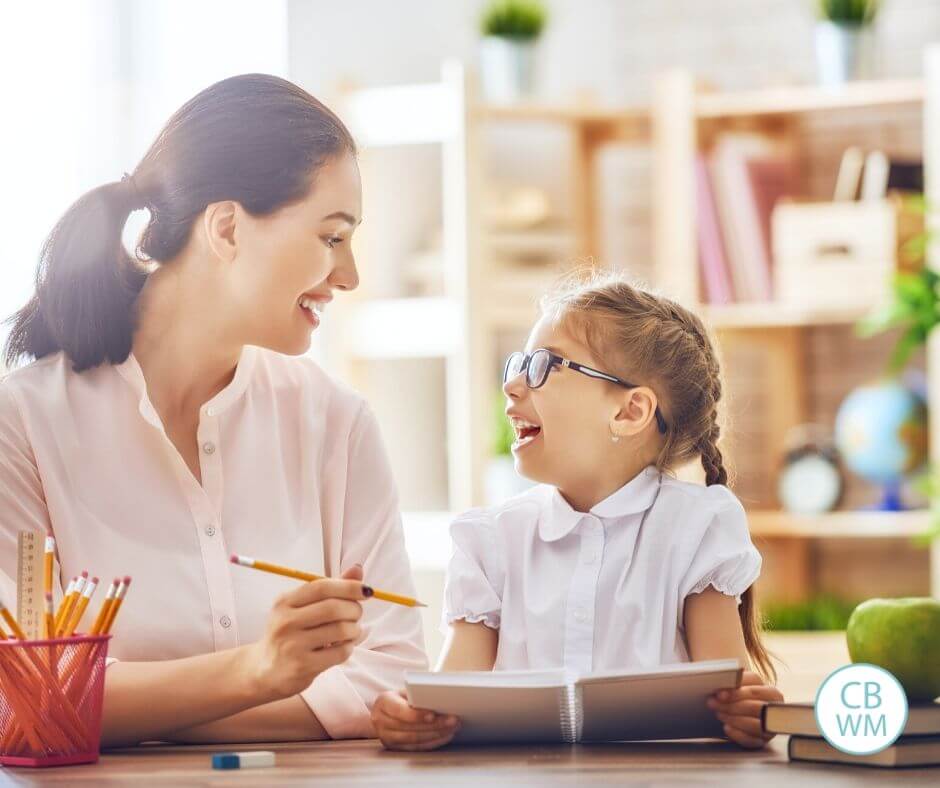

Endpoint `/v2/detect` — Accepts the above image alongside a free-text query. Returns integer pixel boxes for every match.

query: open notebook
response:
[405,659,742,744]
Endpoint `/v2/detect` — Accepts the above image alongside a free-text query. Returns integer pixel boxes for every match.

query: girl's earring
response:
[610,428,621,444]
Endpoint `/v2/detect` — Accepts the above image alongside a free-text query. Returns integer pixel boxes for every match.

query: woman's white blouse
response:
[0,346,427,738]
[443,466,761,674]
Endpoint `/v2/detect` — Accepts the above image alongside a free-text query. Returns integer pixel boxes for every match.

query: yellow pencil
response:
[230,554,426,608]
[101,577,131,635]
[0,600,27,640]
[55,572,87,636]
[44,533,56,598]
[52,576,76,633]
[64,576,98,636]
[44,592,55,640]
[89,579,118,636]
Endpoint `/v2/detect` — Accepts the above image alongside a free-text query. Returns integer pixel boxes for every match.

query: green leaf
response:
[481,0,547,39]
[856,301,909,337]
[887,328,922,372]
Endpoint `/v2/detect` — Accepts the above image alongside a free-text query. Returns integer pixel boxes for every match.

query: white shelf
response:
[486,227,578,259]
[472,79,924,129]
[474,101,648,128]
[704,302,872,329]
[695,79,924,118]
[747,510,931,539]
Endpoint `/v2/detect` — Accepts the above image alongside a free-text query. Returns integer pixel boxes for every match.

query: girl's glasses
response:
[503,349,668,434]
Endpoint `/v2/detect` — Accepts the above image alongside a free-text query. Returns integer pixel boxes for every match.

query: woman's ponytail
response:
[4,176,148,372]
[4,73,357,374]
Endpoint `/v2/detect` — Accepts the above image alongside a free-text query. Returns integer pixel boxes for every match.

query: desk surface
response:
[2,739,938,786]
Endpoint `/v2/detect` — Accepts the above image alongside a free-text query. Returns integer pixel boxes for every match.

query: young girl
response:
[372,273,783,750]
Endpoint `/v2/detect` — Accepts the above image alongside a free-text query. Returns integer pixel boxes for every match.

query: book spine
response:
[560,684,582,743]
[695,156,734,305]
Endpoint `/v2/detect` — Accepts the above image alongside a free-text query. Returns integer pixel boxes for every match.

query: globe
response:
[834,380,928,510]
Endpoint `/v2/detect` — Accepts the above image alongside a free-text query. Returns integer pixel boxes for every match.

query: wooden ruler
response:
[16,531,44,639]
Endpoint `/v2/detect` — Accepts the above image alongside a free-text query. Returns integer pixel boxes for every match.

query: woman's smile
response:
[298,295,325,328]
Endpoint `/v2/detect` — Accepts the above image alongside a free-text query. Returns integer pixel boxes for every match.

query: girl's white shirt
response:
[443,465,761,674]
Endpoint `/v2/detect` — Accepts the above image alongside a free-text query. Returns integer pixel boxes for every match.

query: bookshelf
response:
[335,56,940,602]
[336,61,651,514]
[653,64,938,602]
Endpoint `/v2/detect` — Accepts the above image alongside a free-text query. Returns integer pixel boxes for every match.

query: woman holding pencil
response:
[0,74,426,747]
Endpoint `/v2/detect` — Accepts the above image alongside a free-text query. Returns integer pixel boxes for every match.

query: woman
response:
[0,74,426,747]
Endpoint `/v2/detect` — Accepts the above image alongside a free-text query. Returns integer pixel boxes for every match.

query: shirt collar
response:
[115,345,257,428]
[539,465,662,542]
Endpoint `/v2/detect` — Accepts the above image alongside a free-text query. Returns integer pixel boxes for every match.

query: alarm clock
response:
[777,425,844,514]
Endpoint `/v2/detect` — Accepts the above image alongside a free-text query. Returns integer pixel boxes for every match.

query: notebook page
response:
[404,670,571,744]
[576,660,742,742]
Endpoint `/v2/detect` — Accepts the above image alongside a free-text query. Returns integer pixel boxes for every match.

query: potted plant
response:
[478,0,547,103]
[857,194,940,541]
[814,0,880,85]
[484,390,533,505]
[857,196,934,373]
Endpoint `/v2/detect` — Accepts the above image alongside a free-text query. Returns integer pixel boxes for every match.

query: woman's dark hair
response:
[4,74,356,372]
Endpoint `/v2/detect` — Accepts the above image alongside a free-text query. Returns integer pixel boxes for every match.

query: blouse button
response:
[206,407,215,417]
[574,609,589,624]
[202,441,216,455]
[219,615,232,629]
[205,525,216,537]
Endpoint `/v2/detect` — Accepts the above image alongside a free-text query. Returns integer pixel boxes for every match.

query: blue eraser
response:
[212,753,240,770]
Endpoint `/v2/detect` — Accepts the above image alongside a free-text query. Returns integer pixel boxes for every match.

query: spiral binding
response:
[559,683,583,743]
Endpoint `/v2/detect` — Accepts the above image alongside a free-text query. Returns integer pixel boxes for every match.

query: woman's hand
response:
[243,565,370,702]
[707,670,784,749]
[371,690,460,751]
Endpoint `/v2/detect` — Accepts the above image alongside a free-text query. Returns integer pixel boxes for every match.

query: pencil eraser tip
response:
[80,570,89,578]
[230,554,239,563]
[91,577,99,584]
[123,576,132,585]
[211,751,275,770]
[211,753,240,770]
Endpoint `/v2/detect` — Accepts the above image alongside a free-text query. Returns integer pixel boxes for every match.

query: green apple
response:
[846,598,940,702]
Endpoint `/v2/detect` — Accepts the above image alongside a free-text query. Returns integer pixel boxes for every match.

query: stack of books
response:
[762,701,940,768]
[695,132,798,305]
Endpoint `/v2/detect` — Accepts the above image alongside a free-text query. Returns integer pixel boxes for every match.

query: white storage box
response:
[772,199,896,308]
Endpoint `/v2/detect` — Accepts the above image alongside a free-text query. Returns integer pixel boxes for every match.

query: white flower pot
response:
[479,36,537,103]
[484,455,534,506]
[814,21,876,86]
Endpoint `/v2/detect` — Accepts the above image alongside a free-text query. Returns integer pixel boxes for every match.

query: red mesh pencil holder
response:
[0,634,110,768]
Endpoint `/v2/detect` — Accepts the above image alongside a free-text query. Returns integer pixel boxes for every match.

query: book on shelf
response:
[705,133,797,304]
[788,734,940,768]
[405,659,742,745]
[763,701,940,738]
[694,156,734,305]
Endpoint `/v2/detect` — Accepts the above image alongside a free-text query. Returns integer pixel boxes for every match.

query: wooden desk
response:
[2,738,938,785]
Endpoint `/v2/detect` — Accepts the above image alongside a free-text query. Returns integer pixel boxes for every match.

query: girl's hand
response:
[707,670,784,749]
[243,565,369,702]
[371,690,460,751]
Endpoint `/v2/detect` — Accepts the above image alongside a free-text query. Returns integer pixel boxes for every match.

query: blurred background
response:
[2,0,940,699]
